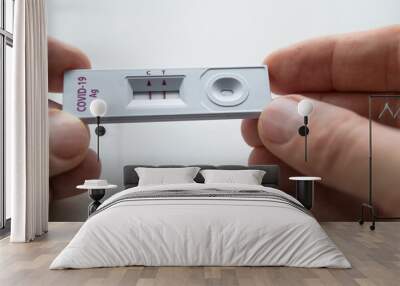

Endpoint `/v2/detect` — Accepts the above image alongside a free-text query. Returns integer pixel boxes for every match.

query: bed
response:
[50,165,350,269]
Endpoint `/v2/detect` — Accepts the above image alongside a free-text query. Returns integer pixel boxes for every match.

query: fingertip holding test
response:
[258,98,303,145]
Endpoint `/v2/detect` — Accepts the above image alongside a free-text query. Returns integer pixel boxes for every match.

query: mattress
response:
[50,183,351,269]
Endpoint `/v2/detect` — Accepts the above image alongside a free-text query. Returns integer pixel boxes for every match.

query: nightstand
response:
[77,180,117,216]
[289,176,321,210]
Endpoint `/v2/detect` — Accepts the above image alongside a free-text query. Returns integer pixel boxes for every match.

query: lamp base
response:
[95,126,106,136]
[298,126,309,136]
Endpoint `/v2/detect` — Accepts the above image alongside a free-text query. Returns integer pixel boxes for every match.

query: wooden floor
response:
[0,222,399,286]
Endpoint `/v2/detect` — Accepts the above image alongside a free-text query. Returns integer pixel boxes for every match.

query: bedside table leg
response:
[88,201,102,216]
[88,189,105,216]
[296,181,314,210]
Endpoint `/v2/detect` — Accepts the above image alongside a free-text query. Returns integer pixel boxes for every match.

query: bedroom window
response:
[0,0,14,230]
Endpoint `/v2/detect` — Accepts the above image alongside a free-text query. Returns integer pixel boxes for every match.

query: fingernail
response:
[259,97,302,144]
[49,109,90,159]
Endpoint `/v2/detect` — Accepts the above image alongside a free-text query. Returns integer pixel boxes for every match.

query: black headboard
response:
[123,165,280,189]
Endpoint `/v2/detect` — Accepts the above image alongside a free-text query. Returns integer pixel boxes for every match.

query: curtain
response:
[9,0,49,242]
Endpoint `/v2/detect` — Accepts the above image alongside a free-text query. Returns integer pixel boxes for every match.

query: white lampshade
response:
[89,99,107,117]
[297,100,314,116]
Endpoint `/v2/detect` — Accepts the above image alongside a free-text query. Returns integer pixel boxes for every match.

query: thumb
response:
[49,108,90,177]
[258,95,400,216]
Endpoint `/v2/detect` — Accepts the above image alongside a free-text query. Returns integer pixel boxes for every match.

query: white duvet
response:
[50,183,350,269]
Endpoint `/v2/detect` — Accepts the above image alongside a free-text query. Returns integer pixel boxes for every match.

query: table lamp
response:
[297,100,314,162]
[89,99,107,161]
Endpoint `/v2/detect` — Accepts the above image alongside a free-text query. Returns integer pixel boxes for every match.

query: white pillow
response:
[135,167,200,186]
[200,169,266,185]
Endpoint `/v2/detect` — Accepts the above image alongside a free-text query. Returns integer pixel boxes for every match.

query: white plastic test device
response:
[63,66,271,123]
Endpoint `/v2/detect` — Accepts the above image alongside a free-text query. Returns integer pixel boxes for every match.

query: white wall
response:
[47,0,400,221]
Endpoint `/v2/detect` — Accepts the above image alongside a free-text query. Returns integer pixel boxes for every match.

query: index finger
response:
[266,25,400,94]
[48,37,91,93]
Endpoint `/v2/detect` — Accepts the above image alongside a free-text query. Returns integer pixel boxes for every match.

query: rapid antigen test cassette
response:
[63,66,271,123]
